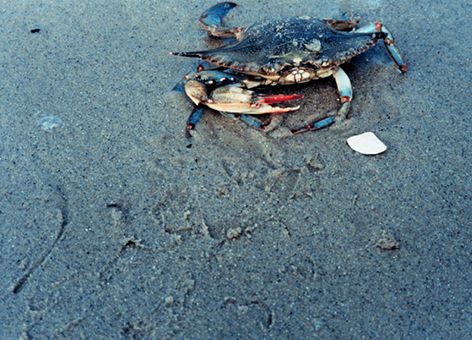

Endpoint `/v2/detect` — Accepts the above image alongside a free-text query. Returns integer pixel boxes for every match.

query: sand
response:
[1,0,471,338]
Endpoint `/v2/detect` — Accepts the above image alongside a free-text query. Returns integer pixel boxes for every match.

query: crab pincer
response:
[198,84,303,115]
[198,1,244,39]
[185,79,303,115]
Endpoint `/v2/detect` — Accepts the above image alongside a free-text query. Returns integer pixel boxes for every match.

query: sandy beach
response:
[1,0,471,338]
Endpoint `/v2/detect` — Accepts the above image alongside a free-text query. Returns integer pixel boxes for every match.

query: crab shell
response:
[178,17,381,85]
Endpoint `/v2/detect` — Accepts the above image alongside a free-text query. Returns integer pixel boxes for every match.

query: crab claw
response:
[208,85,301,115]
[200,2,237,28]
[198,2,244,39]
[256,94,304,105]
[184,70,240,86]
[184,80,209,106]
[184,81,302,114]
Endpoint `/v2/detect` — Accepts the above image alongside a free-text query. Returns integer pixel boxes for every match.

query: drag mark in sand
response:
[97,236,168,285]
[12,185,69,294]
[223,296,274,330]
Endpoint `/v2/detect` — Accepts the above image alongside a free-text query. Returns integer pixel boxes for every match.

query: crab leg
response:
[220,112,286,132]
[290,114,336,134]
[356,22,407,73]
[333,67,353,119]
[186,106,205,131]
[172,63,232,92]
[291,67,352,134]
[220,112,267,130]
[185,70,240,86]
[198,2,244,40]
[324,18,359,31]
[185,102,266,135]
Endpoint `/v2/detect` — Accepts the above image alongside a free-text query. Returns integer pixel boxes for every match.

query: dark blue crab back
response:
[175,17,379,75]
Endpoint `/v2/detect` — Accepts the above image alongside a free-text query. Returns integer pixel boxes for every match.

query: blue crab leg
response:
[198,2,244,39]
[333,67,353,119]
[196,61,221,72]
[291,67,352,134]
[220,112,267,130]
[186,106,205,131]
[356,22,407,73]
[176,70,237,93]
[184,70,240,86]
[172,79,185,93]
[172,61,225,92]
[290,114,336,134]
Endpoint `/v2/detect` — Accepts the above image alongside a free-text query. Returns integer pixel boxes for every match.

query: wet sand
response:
[1,0,471,338]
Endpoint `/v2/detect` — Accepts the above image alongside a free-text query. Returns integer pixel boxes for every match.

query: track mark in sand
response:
[12,185,69,294]
[54,317,85,337]
[264,168,302,200]
[107,201,131,227]
[151,188,197,236]
[223,296,274,330]
[98,237,167,285]
[221,159,243,186]
[249,298,274,329]
[119,271,196,338]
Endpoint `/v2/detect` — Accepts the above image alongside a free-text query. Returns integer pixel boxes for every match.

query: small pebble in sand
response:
[164,296,174,307]
[376,230,400,250]
[38,115,63,131]
[347,132,387,155]
[237,305,249,315]
[304,155,325,172]
[226,227,242,240]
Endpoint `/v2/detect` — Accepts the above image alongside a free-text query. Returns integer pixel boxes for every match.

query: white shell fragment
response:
[347,132,387,155]
[38,115,63,131]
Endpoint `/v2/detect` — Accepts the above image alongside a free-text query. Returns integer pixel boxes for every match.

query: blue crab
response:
[172,2,406,134]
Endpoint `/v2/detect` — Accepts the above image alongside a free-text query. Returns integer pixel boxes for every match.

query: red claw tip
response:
[400,64,408,73]
[258,94,304,104]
